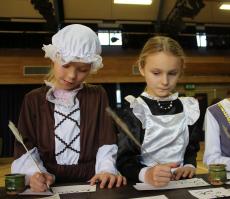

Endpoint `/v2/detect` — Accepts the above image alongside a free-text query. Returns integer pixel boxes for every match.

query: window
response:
[196,33,207,47]
[98,30,122,46]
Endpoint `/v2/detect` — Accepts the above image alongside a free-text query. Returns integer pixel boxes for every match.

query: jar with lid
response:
[208,164,227,185]
[5,173,25,195]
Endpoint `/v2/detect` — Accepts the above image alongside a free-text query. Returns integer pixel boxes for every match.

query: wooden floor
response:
[196,142,208,174]
[0,142,208,187]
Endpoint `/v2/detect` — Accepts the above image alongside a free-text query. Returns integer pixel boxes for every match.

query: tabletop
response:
[0,175,229,199]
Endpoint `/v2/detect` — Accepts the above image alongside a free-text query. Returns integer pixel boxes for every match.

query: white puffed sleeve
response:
[11,147,49,185]
[95,144,118,175]
[125,95,149,129]
[180,97,200,125]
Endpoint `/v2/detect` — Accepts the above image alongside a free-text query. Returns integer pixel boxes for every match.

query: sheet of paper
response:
[189,187,230,199]
[36,194,60,199]
[19,188,53,195]
[51,184,96,194]
[130,195,168,199]
[134,178,209,191]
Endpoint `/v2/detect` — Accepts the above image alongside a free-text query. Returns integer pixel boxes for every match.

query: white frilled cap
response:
[42,24,103,72]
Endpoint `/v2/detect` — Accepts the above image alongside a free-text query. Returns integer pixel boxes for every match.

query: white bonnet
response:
[42,24,103,72]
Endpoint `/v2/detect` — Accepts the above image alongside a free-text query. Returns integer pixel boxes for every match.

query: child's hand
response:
[145,163,178,187]
[89,172,127,189]
[30,172,54,192]
[172,166,196,180]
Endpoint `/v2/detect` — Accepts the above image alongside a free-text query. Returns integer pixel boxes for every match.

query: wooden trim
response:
[0,52,229,84]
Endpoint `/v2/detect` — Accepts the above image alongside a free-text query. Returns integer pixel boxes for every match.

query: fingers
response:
[145,165,173,187]
[174,169,183,180]
[155,165,173,179]
[89,175,98,186]
[89,174,111,188]
[44,173,54,187]
[188,169,195,178]
[30,172,47,192]
[116,175,123,187]
[174,167,195,180]
[122,176,127,186]
[30,172,55,192]
[152,173,171,187]
[116,176,127,187]
[107,176,116,189]
[99,175,109,189]
[89,173,126,189]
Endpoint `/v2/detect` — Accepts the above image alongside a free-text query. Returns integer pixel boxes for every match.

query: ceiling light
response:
[219,3,230,10]
[114,0,152,5]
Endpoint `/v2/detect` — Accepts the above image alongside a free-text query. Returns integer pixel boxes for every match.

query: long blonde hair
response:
[137,36,185,71]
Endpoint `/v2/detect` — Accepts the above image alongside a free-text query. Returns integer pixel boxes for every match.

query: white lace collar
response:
[45,81,83,108]
[141,92,179,101]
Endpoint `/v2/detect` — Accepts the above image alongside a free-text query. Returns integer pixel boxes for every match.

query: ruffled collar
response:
[45,81,83,108]
[141,92,179,101]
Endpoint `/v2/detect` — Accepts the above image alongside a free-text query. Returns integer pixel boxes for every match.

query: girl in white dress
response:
[117,36,200,187]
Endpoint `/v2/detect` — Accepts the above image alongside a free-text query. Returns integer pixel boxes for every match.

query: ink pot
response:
[208,164,227,185]
[5,173,25,195]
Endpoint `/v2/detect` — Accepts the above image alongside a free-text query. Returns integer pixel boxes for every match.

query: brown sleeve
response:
[14,93,37,159]
[97,86,117,147]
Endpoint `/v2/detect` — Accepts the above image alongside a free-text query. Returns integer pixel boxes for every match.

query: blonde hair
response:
[45,65,54,82]
[137,36,185,70]
[44,61,56,83]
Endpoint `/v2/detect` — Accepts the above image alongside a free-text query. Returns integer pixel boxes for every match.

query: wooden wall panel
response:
[0,53,229,84]
[184,56,230,75]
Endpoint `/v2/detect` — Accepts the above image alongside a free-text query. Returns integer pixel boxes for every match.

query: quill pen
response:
[105,107,160,164]
[8,121,51,189]
[8,121,41,172]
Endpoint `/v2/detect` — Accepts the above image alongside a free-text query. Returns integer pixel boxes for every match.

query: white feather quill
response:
[8,120,42,173]
[106,107,160,164]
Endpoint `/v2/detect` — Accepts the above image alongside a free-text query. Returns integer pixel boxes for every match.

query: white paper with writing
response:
[36,194,60,199]
[51,184,96,194]
[130,195,168,199]
[19,188,53,196]
[189,187,230,199]
[134,178,209,191]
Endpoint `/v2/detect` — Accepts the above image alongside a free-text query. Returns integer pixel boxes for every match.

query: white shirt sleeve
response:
[95,144,118,175]
[11,147,50,185]
[138,167,151,182]
[203,109,230,171]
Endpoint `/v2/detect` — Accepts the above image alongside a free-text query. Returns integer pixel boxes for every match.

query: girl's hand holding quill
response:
[8,121,54,192]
